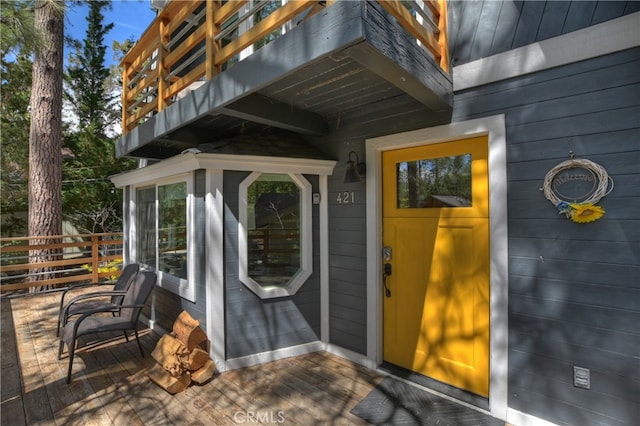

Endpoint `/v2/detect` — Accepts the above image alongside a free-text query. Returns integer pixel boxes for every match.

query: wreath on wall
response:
[542,154,614,223]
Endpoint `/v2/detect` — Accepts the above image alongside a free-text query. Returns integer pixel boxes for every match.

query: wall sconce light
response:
[343,151,366,183]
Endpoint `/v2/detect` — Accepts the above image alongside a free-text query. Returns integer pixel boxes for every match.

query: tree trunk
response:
[28,0,64,291]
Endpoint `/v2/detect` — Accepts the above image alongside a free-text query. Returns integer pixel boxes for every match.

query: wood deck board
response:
[85,336,147,425]
[2,291,388,425]
[2,291,510,425]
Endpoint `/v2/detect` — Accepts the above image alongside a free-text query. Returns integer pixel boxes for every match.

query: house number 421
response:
[336,191,355,204]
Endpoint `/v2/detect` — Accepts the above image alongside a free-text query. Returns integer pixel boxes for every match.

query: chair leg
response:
[66,340,76,384]
[123,331,130,342]
[58,340,65,360]
[134,329,144,357]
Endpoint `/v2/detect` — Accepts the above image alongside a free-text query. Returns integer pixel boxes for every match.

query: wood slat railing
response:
[0,233,123,293]
[120,0,449,134]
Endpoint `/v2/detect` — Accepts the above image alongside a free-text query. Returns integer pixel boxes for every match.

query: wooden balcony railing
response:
[120,0,449,134]
[0,233,123,293]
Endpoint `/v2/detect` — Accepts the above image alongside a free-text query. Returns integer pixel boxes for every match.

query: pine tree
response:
[65,0,115,132]
[63,0,135,233]
[28,0,65,288]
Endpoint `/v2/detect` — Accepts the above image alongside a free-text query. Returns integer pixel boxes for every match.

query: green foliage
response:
[65,0,116,131]
[0,0,40,59]
[61,0,135,233]
[1,0,135,236]
[253,0,282,50]
[1,0,65,58]
[0,51,32,235]
[397,154,472,208]
[81,258,122,282]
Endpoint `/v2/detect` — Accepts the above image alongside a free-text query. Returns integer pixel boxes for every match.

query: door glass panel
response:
[396,153,472,208]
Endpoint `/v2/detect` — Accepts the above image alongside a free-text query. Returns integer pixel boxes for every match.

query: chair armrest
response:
[60,290,129,323]
[77,303,146,319]
[59,282,114,312]
[64,290,128,308]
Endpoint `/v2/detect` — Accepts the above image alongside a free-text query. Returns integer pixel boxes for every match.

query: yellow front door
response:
[382,136,490,397]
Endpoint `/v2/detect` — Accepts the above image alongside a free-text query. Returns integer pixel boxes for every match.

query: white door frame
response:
[365,115,509,420]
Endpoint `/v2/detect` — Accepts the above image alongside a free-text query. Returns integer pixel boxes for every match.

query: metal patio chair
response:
[58,270,157,384]
[56,263,140,336]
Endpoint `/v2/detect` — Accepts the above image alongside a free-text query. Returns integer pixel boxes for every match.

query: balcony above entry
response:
[116,0,453,160]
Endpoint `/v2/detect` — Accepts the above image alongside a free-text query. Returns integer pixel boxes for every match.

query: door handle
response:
[383,262,392,297]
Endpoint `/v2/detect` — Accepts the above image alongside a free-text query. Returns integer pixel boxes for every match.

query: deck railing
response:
[0,233,123,293]
[121,0,449,134]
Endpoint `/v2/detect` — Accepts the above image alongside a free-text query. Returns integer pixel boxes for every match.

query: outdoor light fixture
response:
[343,151,366,183]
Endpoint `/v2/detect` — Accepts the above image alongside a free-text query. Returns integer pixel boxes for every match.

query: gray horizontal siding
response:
[508,368,636,426]
[453,44,640,425]
[223,171,321,359]
[508,237,639,266]
[507,217,640,243]
[280,133,374,357]
[448,1,640,66]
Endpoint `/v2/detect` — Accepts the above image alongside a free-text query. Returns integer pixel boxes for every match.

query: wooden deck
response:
[1,291,381,425]
[1,291,509,426]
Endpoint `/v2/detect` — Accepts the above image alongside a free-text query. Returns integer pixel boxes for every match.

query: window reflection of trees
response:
[397,154,472,208]
[136,187,156,268]
[136,182,188,280]
[158,183,187,279]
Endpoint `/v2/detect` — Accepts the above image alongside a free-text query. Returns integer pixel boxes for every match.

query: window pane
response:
[247,174,300,287]
[158,182,187,279]
[136,186,156,267]
[396,154,472,208]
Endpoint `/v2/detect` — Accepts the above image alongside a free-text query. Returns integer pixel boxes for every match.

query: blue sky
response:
[65,0,157,67]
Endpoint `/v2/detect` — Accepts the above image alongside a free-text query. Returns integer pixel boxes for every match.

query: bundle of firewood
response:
[146,311,216,394]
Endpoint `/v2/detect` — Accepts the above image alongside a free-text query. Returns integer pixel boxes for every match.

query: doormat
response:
[350,377,504,426]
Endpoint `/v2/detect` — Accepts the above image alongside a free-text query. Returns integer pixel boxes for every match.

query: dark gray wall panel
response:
[512,1,546,48]
[453,46,639,425]
[223,171,321,359]
[506,128,640,164]
[449,1,637,65]
[509,257,639,289]
[510,294,639,335]
[507,217,640,242]
[508,237,639,266]
[508,368,635,426]
[489,1,523,57]
[448,0,487,65]
[510,313,640,358]
[563,1,598,34]
[592,1,628,25]
[536,2,571,40]
[469,0,502,60]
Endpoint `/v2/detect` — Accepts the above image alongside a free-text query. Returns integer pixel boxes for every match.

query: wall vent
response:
[573,366,590,389]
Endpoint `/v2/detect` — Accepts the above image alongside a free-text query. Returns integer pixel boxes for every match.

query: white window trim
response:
[205,169,225,371]
[238,172,312,299]
[111,153,336,187]
[131,173,196,302]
